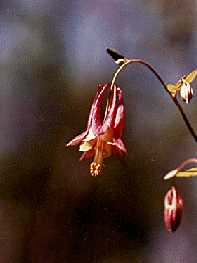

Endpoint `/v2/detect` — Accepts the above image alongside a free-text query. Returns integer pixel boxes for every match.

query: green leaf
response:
[186,70,197,83]
[176,167,197,178]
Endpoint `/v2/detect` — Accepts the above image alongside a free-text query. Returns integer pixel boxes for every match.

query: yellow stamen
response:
[90,162,103,177]
[90,137,105,177]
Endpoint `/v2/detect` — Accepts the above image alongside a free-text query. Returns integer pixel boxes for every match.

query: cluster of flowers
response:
[67,48,197,232]
[164,71,197,232]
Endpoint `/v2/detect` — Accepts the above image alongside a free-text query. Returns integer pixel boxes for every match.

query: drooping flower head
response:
[167,70,197,103]
[66,83,127,177]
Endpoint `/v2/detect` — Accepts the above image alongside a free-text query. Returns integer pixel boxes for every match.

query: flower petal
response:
[87,84,103,130]
[91,83,111,136]
[102,85,117,130]
[79,138,96,151]
[186,70,197,83]
[114,87,124,137]
[180,82,193,103]
[79,149,95,161]
[67,85,103,146]
[114,138,127,154]
[66,131,88,146]
[167,84,177,92]
[92,84,117,136]
[112,147,127,165]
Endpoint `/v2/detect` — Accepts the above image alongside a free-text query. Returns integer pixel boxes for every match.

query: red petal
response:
[79,149,95,161]
[92,84,117,136]
[114,87,124,137]
[112,147,127,165]
[91,83,111,135]
[67,84,108,147]
[87,85,103,130]
[104,85,117,128]
[114,138,127,154]
[66,131,88,146]
[114,105,124,137]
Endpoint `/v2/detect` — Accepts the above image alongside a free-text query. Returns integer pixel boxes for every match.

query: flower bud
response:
[180,81,193,104]
[164,186,183,232]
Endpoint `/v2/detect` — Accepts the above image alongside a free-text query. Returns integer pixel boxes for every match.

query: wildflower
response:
[66,83,127,177]
[179,77,193,103]
[164,186,183,232]
[167,70,197,103]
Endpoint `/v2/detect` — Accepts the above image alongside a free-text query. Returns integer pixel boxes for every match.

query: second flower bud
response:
[164,186,183,232]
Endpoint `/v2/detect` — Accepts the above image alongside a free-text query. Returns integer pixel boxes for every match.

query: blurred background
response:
[0,0,197,262]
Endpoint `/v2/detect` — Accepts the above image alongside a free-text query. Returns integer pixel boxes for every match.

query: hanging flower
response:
[167,70,197,103]
[164,186,183,232]
[179,77,193,104]
[66,83,127,177]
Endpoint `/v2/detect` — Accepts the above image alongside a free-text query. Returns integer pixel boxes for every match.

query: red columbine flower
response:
[66,83,127,177]
[164,186,183,232]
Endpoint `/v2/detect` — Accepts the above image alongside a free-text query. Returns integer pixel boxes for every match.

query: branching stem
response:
[110,58,197,143]
[177,158,197,172]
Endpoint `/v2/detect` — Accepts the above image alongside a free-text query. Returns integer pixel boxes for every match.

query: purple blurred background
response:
[0,0,197,262]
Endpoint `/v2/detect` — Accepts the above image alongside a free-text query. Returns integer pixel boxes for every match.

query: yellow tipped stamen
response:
[90,162,103,177]
[89,137,106,177]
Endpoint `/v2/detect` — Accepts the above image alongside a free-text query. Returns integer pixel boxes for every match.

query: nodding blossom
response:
[66,83,127,177]
[167,70,196,103]
[179,77,193,104]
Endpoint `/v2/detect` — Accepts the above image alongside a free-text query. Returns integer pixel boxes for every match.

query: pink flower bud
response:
[164,187,183,232]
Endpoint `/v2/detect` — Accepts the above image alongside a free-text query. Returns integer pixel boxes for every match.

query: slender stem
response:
[164,158,197,180]
[177,158,197,172]
[111,59,197,143]
[172,175,176,188]
[175,158,197,184]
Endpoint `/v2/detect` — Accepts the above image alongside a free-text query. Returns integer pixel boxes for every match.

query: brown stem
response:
[111,58,197,143]
[177,158,197,172]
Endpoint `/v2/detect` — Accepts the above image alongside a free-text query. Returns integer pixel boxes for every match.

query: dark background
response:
[0,0,197,262]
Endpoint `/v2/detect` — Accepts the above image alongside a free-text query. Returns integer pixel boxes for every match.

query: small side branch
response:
[107,48,197,143]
